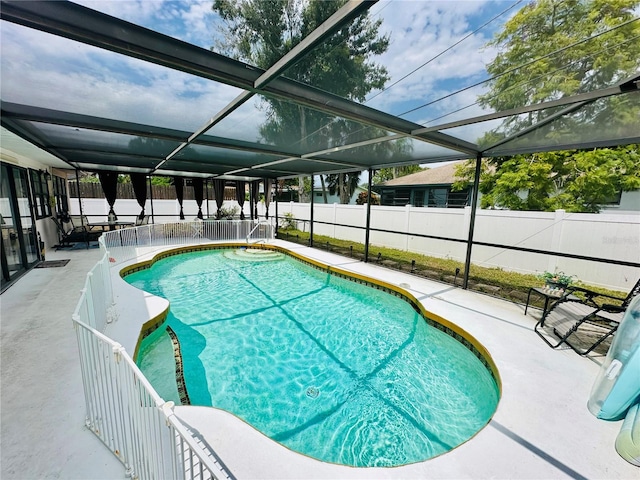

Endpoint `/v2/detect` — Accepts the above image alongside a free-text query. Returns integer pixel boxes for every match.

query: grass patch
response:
[277,228,626,306]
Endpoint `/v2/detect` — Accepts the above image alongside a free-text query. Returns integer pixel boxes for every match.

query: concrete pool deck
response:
[1,239,637,479]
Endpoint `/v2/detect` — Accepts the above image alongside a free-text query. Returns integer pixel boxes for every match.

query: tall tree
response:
[212,0,390,203]
[478,0,640,135]
[456,0,640,212]
[325,172,361,204]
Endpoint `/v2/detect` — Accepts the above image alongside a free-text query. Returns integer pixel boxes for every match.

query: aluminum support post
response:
[148,175,155,223]
[309,175,314,247]
[364,168,373,263]
[463,154,482,289]
[274,178,279,238]
[75,169,84,219]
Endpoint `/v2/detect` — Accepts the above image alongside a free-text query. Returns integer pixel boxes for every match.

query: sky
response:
[0,0,525,161]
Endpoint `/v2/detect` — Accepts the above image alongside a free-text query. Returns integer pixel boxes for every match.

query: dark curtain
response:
[235,181,246,220]
[130,173,147,219]
[98,171,119,219]
[263,178,272,219]
[251,181,260,219]
[174,176,185,220]
[212,179,225,218]
[192,177,204,219]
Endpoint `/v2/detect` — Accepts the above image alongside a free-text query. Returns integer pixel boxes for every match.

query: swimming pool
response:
[127,247,500,467]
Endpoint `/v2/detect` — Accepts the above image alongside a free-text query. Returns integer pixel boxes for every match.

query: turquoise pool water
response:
[129,249,499,467]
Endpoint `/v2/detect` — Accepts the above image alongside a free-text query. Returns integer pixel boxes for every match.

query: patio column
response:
[251,181,260,220]
[174,176,185,220]
[98,171,119,220]
[463,153,482,289]
[193,177,204,219]
[364,168,372,263]
[75,169,84,219]
[213,179,226,219]
[263,178,273,219]
[148,175,155,224]
[249,181,254,220]
[130,173,147,220]
[205,178,209,218]
[275,178,279,237]
[309,174,314,247]
[235,180,246,220]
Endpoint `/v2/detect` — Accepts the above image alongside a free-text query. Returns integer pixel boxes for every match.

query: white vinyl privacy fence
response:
[70,221,275,479]
[280,203,640,291]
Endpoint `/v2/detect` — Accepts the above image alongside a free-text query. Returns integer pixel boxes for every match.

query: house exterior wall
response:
[602,190,640,213]
[311,188,363,205]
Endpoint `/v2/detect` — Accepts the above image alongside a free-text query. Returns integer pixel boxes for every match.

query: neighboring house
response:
[601,190,640,213]
[373,161,471,208]
[373,160,640,212]
[312,185,369,205]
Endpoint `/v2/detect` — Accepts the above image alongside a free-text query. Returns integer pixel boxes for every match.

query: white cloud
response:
[1,21,242,132]
[180,1,221,47]
[72,0,164,24]
[366,0,521,122]
[72,0,221,49]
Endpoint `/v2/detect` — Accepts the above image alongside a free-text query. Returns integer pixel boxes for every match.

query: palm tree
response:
[325,172,361,204]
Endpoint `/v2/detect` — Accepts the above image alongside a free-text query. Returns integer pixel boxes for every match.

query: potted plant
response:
[538,270,576,289]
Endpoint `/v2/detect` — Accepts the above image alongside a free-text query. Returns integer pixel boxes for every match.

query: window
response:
[412,189,425,207]
[380,189,395,206]
[427,188,447,207]
[29,169,51,219]
[447,187,470,208]
[392,188,411,206]
[380,186,471,208]
[52,175,69,214]
[602,190,622,205]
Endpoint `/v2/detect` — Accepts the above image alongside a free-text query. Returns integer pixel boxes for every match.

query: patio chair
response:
[51,217,101,249]
[70,214,87,227]
[534,278,640,355]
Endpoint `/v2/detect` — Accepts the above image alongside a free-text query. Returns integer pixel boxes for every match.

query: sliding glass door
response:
[1,163,40,291]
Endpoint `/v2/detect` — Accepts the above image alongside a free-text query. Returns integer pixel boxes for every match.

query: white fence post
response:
[333,203,337,239]
[547,209,566,273]
[404,204,411,251]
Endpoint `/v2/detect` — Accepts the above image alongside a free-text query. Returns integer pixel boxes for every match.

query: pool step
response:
[223,248,285,262]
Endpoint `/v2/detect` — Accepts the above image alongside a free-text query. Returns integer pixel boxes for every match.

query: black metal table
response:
[88,221,134,232]
[525,287,578,317]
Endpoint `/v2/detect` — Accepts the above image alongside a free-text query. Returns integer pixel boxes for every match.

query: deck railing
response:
[72,317,230,479]
[71,226,251,479]
[101,220,274,265]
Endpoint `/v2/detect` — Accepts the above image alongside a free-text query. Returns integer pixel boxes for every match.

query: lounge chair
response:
[534,278,640,355]
[51,217,102,250]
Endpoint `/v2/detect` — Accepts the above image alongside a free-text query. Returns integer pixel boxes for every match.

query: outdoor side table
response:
[524,287,578,318]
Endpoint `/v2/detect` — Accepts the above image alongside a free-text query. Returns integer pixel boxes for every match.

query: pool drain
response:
[306,386,320,399]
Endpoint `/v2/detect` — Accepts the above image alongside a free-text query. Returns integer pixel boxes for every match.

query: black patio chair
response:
[51,217,101,250]
[534,278,640,355]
